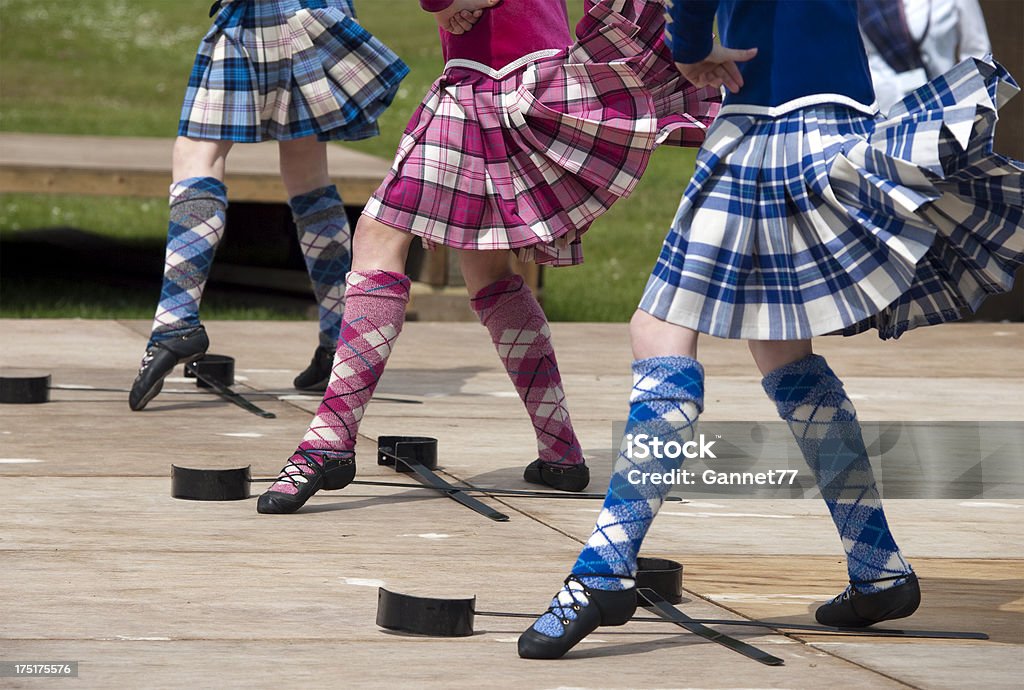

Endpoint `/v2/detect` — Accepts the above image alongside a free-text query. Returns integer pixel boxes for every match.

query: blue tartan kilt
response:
[640,58,1024,341]
[178,0,409,142]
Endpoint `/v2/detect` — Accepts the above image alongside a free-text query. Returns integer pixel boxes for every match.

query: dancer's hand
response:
[433,0,499,35]
[676,44,758,94]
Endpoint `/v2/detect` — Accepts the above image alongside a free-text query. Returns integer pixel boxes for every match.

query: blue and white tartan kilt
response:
[178,0,409,142]
[640,58,1024,340]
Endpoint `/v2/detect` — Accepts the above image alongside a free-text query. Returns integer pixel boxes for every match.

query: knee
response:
[747,339,813,377]
[172,137,231,180]
[171,136,203,172]
[279,138,330,196]
[629,310,699,360]
[629,311,658,359]
[350,216,413,273]
[458,251,514,297]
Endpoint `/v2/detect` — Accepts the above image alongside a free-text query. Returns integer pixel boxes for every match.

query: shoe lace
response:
[272,449,351,489]
[830,584,857,604]
[137,349,157,375]
[832,573,912,604]
[545,576,592,625]
[272,451,324,489]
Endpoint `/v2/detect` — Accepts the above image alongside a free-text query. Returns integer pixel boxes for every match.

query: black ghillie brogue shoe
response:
[293,344,334,391]
[517,575,637,660]
[256,450,356,515]
[129,326,210,411]
[523,459,590,493]
[815,573,921,627]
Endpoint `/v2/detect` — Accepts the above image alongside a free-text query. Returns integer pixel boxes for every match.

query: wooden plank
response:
[677,555,1024,644]
[0,319,1020,688]
[0,133,548,292]
[0,133,391,204]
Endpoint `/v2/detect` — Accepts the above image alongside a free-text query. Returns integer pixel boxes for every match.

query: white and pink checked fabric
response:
[363,0,720,266]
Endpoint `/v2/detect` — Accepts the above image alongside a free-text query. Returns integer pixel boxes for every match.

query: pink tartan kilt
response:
[363,0,720,266]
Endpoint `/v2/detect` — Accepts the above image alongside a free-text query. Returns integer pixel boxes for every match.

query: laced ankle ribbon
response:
[273,449,354,490]
[138,349,158,375]
[546,574,628,626]
[832,573,913,603]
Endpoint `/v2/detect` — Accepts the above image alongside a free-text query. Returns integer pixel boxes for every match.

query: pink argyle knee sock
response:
[268,270,411,495]
[471,274,584,466]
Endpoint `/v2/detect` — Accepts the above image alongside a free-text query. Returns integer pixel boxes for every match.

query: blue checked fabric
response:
[289,185,351,348]
[531,356,704,639]
[640,58,1024,340]
[150,177,228,345]
[179,0,408,142]
[763,355,912,591]
[574,356,704,584]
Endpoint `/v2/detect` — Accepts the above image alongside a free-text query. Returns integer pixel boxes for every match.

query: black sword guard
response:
[185,361,276,419]
[638,588,786,666]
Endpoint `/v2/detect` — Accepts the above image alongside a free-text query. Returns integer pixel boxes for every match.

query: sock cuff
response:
[761,353,842,419]
[345,270,411,301]
[289,185,343,219]
[169,177,227,206]
[469,274,526,316]
[630,356,705,411]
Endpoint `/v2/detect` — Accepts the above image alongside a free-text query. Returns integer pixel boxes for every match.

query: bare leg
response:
[629,309,700,360]
[351,215,415,273]
[747,338,813,376]
[171,136,232,181]
[278,136,331,198]
[457,249,514,296]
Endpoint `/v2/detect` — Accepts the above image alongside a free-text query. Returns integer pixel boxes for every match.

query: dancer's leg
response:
[461,251,588,490]
[519,317,704,658]
[630,309,699,360]
[258,217,413,513]
[129,137,232,411]
[280,138,353,388]
[753,341,919,626]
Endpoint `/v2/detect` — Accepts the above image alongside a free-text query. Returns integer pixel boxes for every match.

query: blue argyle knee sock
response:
[762,354,913,593]
[149,177,228,346]
[530,356,703,639]
[290,185,351,349]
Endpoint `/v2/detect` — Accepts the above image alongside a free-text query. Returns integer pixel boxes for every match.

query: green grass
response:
[2,277,312,320]
[0,0,697,321]
[0,194,168,239]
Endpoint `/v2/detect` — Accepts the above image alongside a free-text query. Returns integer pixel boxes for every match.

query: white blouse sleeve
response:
[955,0,992,59]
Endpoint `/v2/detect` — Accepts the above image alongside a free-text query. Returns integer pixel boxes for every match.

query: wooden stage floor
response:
[1,319,1021,688]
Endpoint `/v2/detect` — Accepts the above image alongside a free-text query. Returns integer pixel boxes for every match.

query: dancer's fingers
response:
[449,14,474,32]
[719,46,758,63]
[721,61,744,92]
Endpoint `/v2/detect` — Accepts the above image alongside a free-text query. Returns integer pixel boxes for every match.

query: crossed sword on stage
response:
[177,362,989,661]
